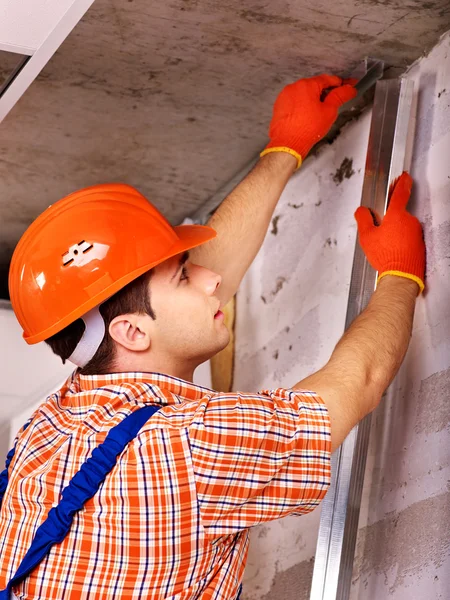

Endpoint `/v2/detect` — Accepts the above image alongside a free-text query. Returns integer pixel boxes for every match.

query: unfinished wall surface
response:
[350,34,450,600]
[234,104,372,600]
[235,33,450,600]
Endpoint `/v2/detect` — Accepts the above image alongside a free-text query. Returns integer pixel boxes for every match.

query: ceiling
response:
[1,0,449,297]
[0,51,23,88]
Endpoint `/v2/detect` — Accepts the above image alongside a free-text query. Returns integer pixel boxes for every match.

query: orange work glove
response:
[260,74,357,169]
[354,172,425,293]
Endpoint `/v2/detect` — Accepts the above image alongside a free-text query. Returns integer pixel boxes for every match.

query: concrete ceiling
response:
[1,0,449,298]
[0,51,22,88]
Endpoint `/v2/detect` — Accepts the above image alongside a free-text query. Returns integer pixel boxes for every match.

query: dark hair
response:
[45,270,155,375]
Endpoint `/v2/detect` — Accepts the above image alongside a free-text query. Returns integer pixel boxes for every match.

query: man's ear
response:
[109,314,151,352]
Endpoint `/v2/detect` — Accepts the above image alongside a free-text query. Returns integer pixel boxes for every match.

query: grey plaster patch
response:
[235,305,321,390]
[272,305,321,384]
[352,492,450,595]
[422,217,450,276]
[259,215,309,305]
[245,557,314,600]
[419,214,450,349]
[412,67,450,167]
[415,367,450,435]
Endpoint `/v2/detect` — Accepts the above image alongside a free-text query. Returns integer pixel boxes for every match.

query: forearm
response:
[336,276,418,407]
[296,276,418,450]
[189,74,356,306]
[189,152,297,306]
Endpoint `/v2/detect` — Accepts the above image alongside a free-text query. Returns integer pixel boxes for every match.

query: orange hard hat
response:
[9,183,216,344]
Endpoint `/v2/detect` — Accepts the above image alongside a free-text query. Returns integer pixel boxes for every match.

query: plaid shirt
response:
[0,371,331,599]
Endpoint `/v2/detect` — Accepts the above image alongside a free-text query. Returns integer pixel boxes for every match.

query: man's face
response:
[147,252,230,366]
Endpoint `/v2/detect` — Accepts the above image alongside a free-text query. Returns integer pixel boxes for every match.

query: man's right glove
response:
[260,74,357,169]
[354,172,425,293]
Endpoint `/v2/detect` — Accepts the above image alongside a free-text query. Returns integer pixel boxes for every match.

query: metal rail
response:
[310,77,415,600]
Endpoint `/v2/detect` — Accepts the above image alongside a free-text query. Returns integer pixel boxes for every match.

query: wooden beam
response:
[210,296,236,392]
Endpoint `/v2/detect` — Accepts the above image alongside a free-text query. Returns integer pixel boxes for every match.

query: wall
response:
[350,33,450,600]
[235,33,450,600]
[0,301,73,455]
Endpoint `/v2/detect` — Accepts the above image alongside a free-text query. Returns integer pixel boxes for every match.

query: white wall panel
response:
[0,301,73,455]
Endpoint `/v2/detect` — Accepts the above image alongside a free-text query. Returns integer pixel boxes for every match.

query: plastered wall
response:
[236,33,450,600]
[350,34,450,600]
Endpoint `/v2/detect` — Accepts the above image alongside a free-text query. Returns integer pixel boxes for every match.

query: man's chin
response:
[202,331,231,362]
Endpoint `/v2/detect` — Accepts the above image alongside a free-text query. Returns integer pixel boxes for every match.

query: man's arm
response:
[294,172,426,452]
[295,276,418,452]
[190,152,296,307]
[190,74,357,307]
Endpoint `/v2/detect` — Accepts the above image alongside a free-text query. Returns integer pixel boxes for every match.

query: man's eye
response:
[180,265,189,281]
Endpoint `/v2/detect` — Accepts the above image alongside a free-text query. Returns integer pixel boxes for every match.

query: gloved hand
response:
[260,74,358,169]
[354,172,425,293]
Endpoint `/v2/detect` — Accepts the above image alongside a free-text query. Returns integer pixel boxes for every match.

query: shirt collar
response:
[67,370,215,403]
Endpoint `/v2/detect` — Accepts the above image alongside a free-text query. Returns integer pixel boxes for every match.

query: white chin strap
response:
[67,306,106,368]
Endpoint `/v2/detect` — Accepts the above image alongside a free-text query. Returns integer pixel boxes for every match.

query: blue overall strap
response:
[0,404,160,599]
[0,421,31,507]
[0,446,17,507]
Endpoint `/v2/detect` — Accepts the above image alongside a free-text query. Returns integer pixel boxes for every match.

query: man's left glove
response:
[260,74,357,169]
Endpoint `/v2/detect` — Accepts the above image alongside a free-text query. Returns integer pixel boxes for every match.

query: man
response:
[0,74,425,599]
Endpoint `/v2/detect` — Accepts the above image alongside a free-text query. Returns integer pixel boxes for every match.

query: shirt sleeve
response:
[188,387,331,536]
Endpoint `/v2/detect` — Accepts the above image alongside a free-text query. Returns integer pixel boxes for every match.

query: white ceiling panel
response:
[0,0,79,54]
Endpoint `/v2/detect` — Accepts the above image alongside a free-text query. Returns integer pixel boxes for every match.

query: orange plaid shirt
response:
[0,371,331,599]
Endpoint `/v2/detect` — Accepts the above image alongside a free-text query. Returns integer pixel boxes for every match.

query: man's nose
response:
[207,270,222,295]
[192,264,221,294]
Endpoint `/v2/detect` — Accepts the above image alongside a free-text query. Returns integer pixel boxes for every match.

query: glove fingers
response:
[308,74,342,91]
[324,84,358,109]
[342,77,358,86]
[387,171,413,212]
[355,206,376,234]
